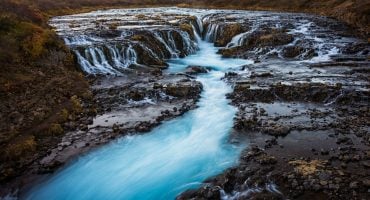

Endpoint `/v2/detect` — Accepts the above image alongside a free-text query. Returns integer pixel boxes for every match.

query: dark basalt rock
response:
[165,82,203,98]
[250,72,273,78]
[229,83,347,104]
[245,31,294,48]
[185,65,210,75]
[218,29,294,58]
[282,46,317,59]
[132,43,168,68]
[343,43,370,55]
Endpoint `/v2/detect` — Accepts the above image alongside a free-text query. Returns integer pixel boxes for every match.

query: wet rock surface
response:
[177,8,370,200]
[36,73,202,173]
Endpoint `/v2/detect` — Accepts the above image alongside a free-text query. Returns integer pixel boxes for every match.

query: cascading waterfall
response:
[153,31,179,58]
[74,45,138,74]
[65,28,199,74]
[74,50,95,74]
[64,35,104,46]
[204,23,220,42]
[179,30,198,55]
[166,30,181,56]
[191,24,202,42]
[226,26,258,48]
[107,45,137,69]
[196,17,203,34]
[226,32,249,48]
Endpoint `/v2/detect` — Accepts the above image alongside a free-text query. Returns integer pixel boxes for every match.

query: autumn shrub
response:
[70,95,83,113]
[47,123,64,136]
[4,136,36,160]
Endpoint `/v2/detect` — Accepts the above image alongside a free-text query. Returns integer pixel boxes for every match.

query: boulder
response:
[185,65,209,75]
[245,32,294,48]
[165,82,202,98]
[215,23,246,47]
[282,46,317,59]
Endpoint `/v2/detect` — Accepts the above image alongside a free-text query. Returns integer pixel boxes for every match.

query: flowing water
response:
[24,7,369,199]
[26,39,250,199]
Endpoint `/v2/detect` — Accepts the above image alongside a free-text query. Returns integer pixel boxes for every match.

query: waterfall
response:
[108,46,125,68]
[74,50,94,74]
[55,10,204,75]
[226,32,248,48]
[204,23,220,42]
[178,30,198,55]
[64,35,103,46]
[196,16,203,34]
[125,45,137,65]
[153,31,179,58]
[74,45,138,74]
[108,45,137,69]
[190,16,204,37]
[226,27,257,48]
[166,30,180,57]
[192,24,202,42]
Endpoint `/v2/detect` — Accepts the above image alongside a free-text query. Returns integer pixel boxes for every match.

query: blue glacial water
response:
[25,41,251,200]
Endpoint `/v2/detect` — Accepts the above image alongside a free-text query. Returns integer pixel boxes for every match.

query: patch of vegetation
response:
[47,123,64,136]
[71,95,83,113]
[4,136,36,160]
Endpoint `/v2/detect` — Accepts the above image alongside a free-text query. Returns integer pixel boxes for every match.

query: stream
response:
[26,39,250,199]
[24,7,369,200]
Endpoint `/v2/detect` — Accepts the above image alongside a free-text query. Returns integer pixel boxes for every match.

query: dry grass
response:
[289,159,328,176]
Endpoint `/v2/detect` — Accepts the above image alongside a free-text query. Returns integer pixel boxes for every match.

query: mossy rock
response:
[244,31,294,48]
[131,35,146,41]
[215,23,245,47]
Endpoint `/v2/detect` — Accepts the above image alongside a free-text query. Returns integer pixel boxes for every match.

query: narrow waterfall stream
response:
[26,39,250,199]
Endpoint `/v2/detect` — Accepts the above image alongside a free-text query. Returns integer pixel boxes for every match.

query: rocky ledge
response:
[178,11,370,200]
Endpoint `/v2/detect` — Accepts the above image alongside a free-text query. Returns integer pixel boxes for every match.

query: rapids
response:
[25,35,250,200]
